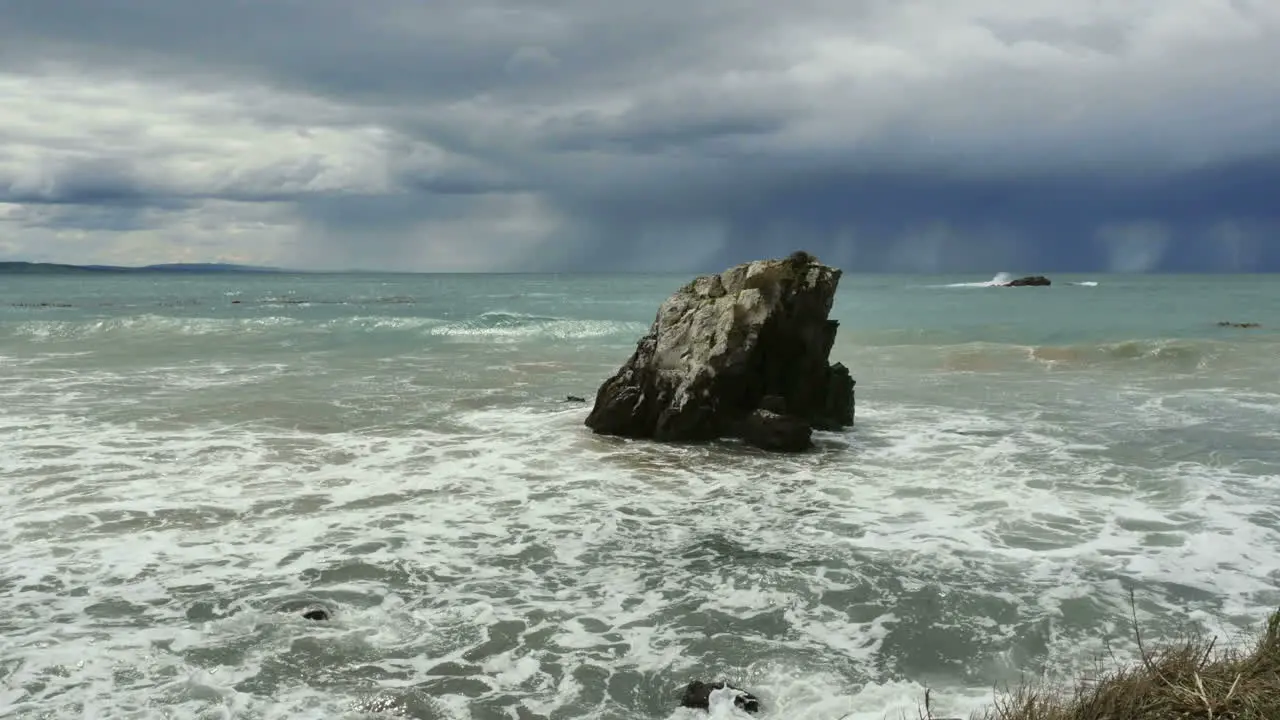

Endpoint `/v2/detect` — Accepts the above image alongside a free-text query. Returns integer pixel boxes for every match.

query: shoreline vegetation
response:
[916,595,1280,720]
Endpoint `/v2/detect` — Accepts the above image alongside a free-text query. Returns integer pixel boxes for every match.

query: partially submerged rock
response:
[1002,275,1051,287]
[679,680,761,714]
[1218,321,1261,329]
[301,608,330,621]
[584,252,854,452]
[276,599,332,621]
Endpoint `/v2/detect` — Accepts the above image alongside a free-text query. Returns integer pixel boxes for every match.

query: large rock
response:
[584,252,855,451]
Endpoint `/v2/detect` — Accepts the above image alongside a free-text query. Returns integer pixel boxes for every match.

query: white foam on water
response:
[8,315,303,342]
[426,311,648,342]
[2,340,1279,719]
[321,316,446,332]
[433,321,634,341]
[0,363,301,412]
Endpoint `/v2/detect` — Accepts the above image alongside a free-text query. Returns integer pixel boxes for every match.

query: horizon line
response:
[1,260,1278,276]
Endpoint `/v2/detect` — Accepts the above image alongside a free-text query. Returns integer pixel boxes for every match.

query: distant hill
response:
[0,262,289,275]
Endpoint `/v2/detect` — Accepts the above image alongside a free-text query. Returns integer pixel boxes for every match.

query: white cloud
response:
[0,69,395,201]
[0,67,528,268]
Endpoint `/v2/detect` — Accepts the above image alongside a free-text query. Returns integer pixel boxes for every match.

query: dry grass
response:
[974,597,1280,720]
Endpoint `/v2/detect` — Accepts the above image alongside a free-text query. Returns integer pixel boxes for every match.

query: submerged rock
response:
[584,251,854,452]
[1001,275,1051,287]
[679,680,761,714]
[301,608,330,621]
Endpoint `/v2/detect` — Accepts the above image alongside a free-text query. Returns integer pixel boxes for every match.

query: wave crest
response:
[929,338,1260,374]
[428,311,647,341]
[941,272,1014,288]
[6,315,300,341]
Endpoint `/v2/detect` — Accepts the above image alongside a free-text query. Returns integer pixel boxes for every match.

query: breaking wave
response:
[1028,339,1219,369]
[942,272,1016,288]
[427,311,648,341]
[948,338,1269,374]
[5,315,302,341]
[2,311,649,346]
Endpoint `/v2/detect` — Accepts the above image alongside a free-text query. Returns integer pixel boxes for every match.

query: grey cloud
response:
[3,157,148,205]
[1,0,1279,270]
[3,202,152,233]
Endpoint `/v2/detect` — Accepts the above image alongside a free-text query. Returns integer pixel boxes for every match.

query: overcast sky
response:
[2,0,1278,272]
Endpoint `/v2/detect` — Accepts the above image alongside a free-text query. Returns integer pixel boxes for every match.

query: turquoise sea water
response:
[1,271,1278,719]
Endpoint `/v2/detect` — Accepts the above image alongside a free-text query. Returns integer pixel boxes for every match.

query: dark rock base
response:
[734,409,813,452]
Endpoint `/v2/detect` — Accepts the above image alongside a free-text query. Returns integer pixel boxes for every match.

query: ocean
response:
[1,270,1278,720]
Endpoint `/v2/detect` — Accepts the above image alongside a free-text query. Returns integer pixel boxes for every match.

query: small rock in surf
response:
[679,680,761,714]
[1001,275,1051,287]
[275,598,333,621]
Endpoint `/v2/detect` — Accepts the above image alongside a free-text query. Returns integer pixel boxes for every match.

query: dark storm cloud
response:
[1,0,1278,270]
[702,154,1280,269]
[1,157,149,206]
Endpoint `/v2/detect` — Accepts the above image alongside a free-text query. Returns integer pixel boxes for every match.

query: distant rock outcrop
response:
[583,252,855,452]
[1002,275,1051,287]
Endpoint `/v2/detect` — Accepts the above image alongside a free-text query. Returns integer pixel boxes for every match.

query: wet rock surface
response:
[584,252,855,452]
